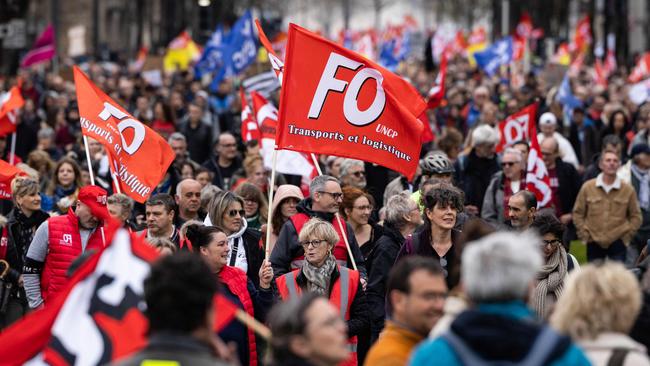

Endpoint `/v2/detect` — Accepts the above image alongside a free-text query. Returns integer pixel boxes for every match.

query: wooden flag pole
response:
[235,309,271,340]
[264,148,279,260]
[309,153,357,271]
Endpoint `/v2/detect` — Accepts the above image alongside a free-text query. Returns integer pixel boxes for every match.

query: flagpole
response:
[9,132,16,165]
[108,155,122,194]
[309,153,358,271]
[83,135,95,186]
[264,148,278,260]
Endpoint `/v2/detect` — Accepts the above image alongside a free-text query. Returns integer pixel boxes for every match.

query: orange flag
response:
[73,66,175,203]
[0,84,25,137]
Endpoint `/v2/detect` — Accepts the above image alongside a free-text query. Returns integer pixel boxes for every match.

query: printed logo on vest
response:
[0,236,7,248]
[97,195,107,205]
[60,233,73,246]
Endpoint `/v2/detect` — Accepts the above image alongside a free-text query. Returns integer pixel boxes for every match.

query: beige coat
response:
[579,332,650,366]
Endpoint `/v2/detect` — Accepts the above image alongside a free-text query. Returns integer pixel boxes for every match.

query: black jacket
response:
[454,149,500,213]
[239,228,265,288]
[270,198,367,279]
[569,123,600,166]
[179,120,213,164]
[366,222,405,341]
[552,158,582,216]
[3,208,49,284]
[202,155,242,190]
[293,264,369,338]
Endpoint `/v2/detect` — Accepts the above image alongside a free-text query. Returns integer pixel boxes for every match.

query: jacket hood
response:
[296,197,336,222]
[271,185,305,218]
[228,215,248,240]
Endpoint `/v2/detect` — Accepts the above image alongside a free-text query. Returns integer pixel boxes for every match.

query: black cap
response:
[631,143,650,158]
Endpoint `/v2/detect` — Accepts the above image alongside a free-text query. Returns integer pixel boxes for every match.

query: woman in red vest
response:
[185,223,274,366]
[275,218,368,366]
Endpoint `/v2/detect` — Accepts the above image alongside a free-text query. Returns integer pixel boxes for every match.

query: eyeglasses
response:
[227,209,246,217]
[318,191,343,200]
[220,143,237,148]
[352,171,365,178]
[541,239,561,247]
[501,162,517,167]
[354,205,374,211]
[300,239,328,248]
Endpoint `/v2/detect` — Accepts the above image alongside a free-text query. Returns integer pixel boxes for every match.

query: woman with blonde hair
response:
[551,262,650,366]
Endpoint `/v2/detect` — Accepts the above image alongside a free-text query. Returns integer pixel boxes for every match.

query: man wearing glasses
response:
[270,175,367,282]
[339,159,367,190]
[481,148,526,228]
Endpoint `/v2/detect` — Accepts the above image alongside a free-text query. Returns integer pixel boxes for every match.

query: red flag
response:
[496,103,538,153]
[251,91,317,181]
[629,52,650,83]
[427,53,447,110]
[572,15,592,54]
[513,35,526,61]
[276,23,426,179]
[130,46,148,72]
[516,12,533,39]
[0,223,154,365]
[418,111,434,144]
[240,88,260,143]
[213,293,238,332]
[526,121,552,208]
[20,25,56,68]
[0,84,25,136]
[569,52,585,76]
[594,59,608,88]
[604,49,617,77]
[0,159,26,200]
[256,20,285,85]
[74,66,175,203]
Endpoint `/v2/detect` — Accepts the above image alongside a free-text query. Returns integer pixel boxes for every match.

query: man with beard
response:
[339,159,367,190]
[365,257,447,365]
[22,186,110,309]
[507,190,537,231]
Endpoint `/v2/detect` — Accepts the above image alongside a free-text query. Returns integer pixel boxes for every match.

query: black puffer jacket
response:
[3,208,49,284]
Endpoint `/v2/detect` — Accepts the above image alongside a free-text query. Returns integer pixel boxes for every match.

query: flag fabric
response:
[552,42,571,66]
[74,66,175,203]
[474,36,513,76]
[163,31,201,73]
[0,84,25,136]
[512,36,526,61]
[0,159,26,200]
[240,88,260,143]
[195,26,228,79]
[593,59,608,88]
[209,10,258,90]
[628,78,650,105]
[418,111,434,144]
[568,52,585,76]
[20,25,56,68]
[250,91,317,181]
[129,47,148,73]
[427,53,447,110]
[604,49,617,77]
[629,52,650,83]
[256,20,284,85]
[572,15,592,54]
[276,23,426,179]
[496,103,538,153]
[556,73,583,122]
[0,222,154,365]
[527,121,553,208]
[242,71,281,98]
[516,13,533,39]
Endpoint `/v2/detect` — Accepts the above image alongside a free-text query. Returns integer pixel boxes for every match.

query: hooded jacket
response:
[226,218,264,288]
[268,185,305,249]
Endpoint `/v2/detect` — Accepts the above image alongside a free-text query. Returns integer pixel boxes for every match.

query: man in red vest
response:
[270,175,367,281]
[23,186,110,309]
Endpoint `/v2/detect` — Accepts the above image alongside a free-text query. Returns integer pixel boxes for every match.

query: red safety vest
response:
[41,208,106,302]
[276,265,360,366]
[218,265,258,366]
[289,213,349,269]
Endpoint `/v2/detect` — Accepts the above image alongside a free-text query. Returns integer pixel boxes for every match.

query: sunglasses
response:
[352,171,365,177]
[227,209,246,217]
[501,162,517,167]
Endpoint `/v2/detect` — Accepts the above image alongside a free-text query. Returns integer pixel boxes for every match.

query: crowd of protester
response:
[1,36,650,365]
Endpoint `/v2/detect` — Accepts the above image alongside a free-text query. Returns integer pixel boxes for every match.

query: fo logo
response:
[60,234,73,246]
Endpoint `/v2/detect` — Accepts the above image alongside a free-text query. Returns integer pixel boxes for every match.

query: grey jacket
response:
[481,172,506,227]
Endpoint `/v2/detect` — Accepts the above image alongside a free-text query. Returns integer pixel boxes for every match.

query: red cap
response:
[77,185,109,220]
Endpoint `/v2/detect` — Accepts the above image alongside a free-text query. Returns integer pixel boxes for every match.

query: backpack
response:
[441,326,563,366]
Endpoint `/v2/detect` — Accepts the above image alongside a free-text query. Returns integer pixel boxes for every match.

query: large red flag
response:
[240,88,260,143]
[527,122,552,208]
[0,159,26,200]
[572,15,592,54]
[427,53,447,110]
[0,84,25,136]
[496,103,538,152]
[256,20,284,85]
[74,66,175,203]
[629,52,650,83]
[276,23,426,179]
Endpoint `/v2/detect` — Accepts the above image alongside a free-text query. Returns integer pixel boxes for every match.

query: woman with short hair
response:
[551,262,650,366]
[0,177,49,328]
[275,218,368,366]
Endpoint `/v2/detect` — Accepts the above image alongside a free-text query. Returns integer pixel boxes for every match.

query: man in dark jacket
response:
[202,132,242,190]
[270,175,366,281]
[179,102,213,165]
[113,253,231,366]
[569,107,600,167]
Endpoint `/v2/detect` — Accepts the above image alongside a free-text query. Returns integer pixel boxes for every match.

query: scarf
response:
[631,164,650,211]
[54,184,77,200]
[301,254,337,295]
[14,209,42,260]
[531,247,567,319]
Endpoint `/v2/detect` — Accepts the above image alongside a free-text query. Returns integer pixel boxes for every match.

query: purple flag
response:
[21,25,56,68]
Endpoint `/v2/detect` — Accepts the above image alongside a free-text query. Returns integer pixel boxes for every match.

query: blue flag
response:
[209,10,258,90]
[556,73,583,122]
[379,39,400,71]
[195,26,229,78]
[474,36,513,76]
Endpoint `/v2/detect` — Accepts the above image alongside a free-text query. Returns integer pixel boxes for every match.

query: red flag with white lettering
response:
[74,66,175,203]
[251,91,317,181]
[496,103,538,153]
[526,121,553,208]
[0,159,26,200]
[240,88,260,143]
[276,23,426,179]
[427,53,447,110]
[0,84,25,137]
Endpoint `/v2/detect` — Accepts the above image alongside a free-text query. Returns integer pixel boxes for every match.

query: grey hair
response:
[461,231,543,303]
[167,132,186,144]
[107,193,134,212]
[472,125,500,146]
[385,192,416,229]
[309,175,339,197]
[503,147,523,162]
[201,185,222,210]
[339,159,364,178]
[37,127,55,139]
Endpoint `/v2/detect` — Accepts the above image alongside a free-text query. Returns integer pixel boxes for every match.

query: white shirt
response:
[511,180,522,194]
[596,173,622,194]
